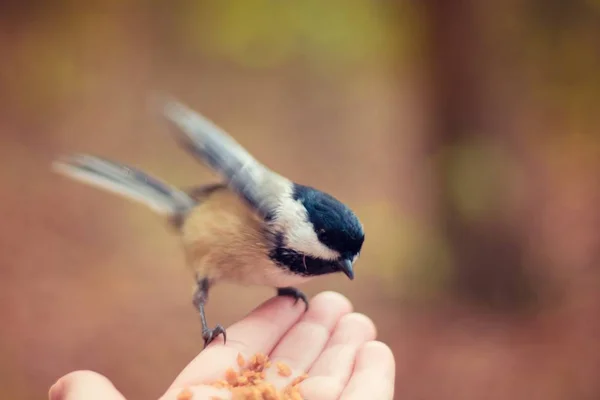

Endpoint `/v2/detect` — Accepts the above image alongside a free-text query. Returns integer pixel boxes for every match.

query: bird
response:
[52,97,365,348]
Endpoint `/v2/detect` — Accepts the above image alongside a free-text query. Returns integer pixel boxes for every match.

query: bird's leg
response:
[192,276,226,348]
[277,287,309,311]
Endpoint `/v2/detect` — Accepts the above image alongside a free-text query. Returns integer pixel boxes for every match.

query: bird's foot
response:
[202,324,226,349]
[277,287,309,311]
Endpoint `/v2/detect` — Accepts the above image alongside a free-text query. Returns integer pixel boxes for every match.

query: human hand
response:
[49,291,395,400]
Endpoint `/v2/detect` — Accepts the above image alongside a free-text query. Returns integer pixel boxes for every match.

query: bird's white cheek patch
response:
[275,197,340,260]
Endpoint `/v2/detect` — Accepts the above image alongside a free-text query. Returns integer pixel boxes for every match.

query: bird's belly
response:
[222,260,314,288]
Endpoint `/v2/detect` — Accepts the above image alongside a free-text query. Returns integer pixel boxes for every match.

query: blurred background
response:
[1,1,599,399]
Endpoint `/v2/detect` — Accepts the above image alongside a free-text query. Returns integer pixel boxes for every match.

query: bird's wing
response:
[160,97,290,220]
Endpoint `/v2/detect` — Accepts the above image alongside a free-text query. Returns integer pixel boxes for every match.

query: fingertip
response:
[311,291,353,314]
[246,294,307,326]
[361,340,393,357]
[273,292,302,309]
[49,371,98,400]
[49,380,63,400]
[339,313,377,341]
[358,340,395,377]
[49,371,125,400]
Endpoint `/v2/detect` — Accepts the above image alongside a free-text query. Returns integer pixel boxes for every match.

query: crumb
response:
[225,367,238,385]
[283,385,304,400]
[276,362,292,377]
[177,387,193,400]
[213,380,229,389]
[256,353,268,364]
[237,353,246,368]
[289,391,303,400]
[210,352,307,399]
[291,373,308,387]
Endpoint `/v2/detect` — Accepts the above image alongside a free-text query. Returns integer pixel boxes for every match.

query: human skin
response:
[49,291,395,400]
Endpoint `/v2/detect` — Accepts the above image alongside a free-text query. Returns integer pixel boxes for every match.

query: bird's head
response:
[268,184,364,280]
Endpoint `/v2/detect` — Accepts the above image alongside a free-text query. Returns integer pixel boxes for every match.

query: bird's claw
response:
[202,324,226,348]
[277,287,309,311]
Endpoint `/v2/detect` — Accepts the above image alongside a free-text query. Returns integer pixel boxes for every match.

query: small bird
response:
[52,97,365,348]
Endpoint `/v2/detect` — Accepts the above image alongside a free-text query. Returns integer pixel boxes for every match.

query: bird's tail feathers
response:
[52,154,196,216]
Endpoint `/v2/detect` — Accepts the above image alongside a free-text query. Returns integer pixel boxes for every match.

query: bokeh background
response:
[1,1,600,399]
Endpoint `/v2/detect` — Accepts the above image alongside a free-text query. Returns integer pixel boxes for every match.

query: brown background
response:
[1,1,600,399]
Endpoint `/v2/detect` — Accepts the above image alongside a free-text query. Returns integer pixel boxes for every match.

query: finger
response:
[339,341,395,400]
[169,293,306,389]
[298,313,376,400]
[297,376,344,400]
[308,313,376,380]
[49,371,126,400]
[160,385,232,400]
[265,292,353,388]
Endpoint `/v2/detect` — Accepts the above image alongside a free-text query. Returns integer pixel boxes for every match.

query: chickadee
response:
[52,97,364,348]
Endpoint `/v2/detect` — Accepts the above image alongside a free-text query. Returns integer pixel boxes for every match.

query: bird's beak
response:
[338,258,354,280]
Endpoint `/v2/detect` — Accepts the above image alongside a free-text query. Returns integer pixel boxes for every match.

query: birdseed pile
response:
[176,352,308,400]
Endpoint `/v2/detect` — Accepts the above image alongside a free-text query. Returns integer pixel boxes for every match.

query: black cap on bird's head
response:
[294,184,364,261]
[269,184,364,280]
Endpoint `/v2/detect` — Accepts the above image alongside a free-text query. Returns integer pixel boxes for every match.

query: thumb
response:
[49,370,126,400]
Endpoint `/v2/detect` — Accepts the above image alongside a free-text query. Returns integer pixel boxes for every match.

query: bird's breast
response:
[179,187,312,288]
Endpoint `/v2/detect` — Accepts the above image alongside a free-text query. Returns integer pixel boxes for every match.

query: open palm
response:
[49,291,395,400]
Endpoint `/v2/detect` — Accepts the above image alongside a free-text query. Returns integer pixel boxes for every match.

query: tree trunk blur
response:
[419,0,534,310]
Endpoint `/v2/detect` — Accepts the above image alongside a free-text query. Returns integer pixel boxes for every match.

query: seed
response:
[237,353,246,368]
[176,387,193,400]
[225,367,238,385]
[276,362,292,377]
